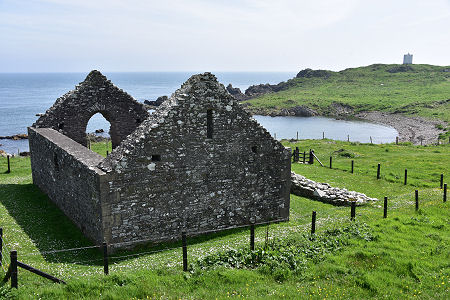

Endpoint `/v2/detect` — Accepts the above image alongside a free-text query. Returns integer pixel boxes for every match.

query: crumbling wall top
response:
[33,70,150,148]
[98,72,288,172]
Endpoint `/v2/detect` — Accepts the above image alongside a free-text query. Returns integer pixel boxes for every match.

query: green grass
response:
[0,140,449,299]
[285,139,449,188]
[244,64,450,123]
[89,140,112,157]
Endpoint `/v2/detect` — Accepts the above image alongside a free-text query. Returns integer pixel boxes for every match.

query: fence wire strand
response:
[19,245,101,258]
[1,190,445,278]
[0,235,11,263]
[109,246,181,261]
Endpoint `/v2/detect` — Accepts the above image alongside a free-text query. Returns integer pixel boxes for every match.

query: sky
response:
[0,0,449,72]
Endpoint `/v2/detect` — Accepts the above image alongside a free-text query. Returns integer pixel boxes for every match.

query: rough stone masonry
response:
[28,71,291,249]
[34,70,150,149]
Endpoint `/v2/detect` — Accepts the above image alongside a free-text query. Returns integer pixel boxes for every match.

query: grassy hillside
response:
[244,64,450,122]
[0,141,449,299]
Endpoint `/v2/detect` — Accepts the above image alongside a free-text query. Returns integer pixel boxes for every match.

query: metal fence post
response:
[311,211,316,235]
[7,155,11,173]
[351,202,356,220]
[415,190,419,211]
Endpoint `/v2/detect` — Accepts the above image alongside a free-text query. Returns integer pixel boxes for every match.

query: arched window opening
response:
[86,113,112,155]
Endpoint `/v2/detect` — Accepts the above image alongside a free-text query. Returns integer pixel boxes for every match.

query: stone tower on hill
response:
[403,53,413,64]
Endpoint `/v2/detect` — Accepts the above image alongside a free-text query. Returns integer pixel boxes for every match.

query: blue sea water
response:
[0,71,397,154]
[0,72,293,136]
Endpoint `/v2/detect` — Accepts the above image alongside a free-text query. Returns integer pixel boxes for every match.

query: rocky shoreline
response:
[243,105,447,145]
[0,134,28,140]
[355,111,447,145]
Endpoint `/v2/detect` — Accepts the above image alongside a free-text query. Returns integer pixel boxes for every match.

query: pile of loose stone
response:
[291,172,378,206]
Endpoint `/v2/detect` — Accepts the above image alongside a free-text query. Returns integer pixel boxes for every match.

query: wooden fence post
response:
[0,227,2,266]
[322,132,325,139]
[377,163,381,180]
[351,160,354,174]
[264,225,269,250]
[106,151,109,156]
[383,197,388,218]
[329,156,332,169]
[103,242,109,275]
[11,250,17,289]
[311,211,316,235]
[347,135,350,142]
[303,151,306,164]
[250,223,255,251]
[444,184,447,203]
[6,155,11,173]
[404,169,408,185]
[396,136,399,145]
[182,232,187,272]
[293,147,299,163]
[415,190,419,211]
[351,202,356,220]
[440,174,444,189]
[309,149,314,164]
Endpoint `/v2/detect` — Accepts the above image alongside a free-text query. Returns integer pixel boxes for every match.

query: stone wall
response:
[28,72,291,249]
[98,73,291,246]
[34,71,149,149]
[28,127,106,244]
[291,172,378,206]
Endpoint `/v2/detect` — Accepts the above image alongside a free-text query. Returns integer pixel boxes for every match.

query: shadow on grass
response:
[0,183,249,267]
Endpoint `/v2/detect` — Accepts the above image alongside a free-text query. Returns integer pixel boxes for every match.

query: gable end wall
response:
[101,90,291,246]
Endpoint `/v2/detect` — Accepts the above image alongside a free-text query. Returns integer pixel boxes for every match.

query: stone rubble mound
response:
[291,172,378,206]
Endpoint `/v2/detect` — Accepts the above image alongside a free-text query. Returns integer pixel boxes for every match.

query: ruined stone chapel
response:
[28,71,291,248]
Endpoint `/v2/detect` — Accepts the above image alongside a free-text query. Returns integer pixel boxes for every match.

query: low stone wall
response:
[290,172,378,206]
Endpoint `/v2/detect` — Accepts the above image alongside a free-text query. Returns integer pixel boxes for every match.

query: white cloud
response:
[0,0,448,71]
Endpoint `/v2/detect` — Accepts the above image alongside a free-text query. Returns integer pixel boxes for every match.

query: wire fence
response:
[291,147,446,188]
[0,165,447,289]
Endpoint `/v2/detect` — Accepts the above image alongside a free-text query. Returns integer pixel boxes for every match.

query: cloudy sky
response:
[1,0,449,72]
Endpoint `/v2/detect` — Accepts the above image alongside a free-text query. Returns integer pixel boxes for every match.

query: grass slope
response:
[0,141,449,299]
[244,64,450,122]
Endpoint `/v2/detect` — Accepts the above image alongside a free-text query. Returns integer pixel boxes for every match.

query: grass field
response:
[0,140,449,299]
[244,64,450,124]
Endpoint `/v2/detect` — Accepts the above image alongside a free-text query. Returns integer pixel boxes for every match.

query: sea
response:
[0,72,397,154]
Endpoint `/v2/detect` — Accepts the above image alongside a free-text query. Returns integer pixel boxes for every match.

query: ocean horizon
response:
[0,71,398,154]
[0,71,295,137]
